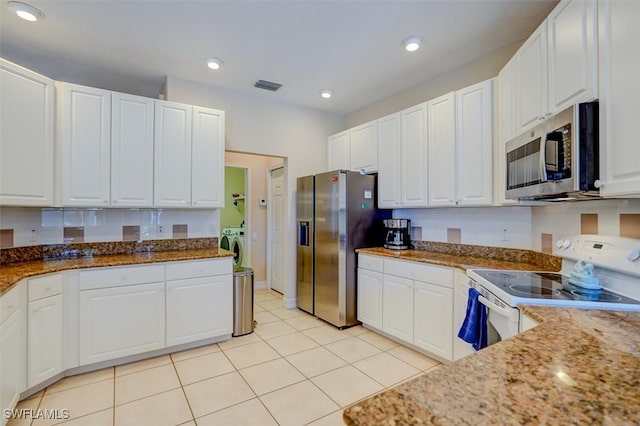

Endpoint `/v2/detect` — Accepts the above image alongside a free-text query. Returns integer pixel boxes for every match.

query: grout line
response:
[170,353,197,425]
[112,366,115,426]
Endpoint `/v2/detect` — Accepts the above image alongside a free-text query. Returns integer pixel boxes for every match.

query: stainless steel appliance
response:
[296,170,390,327]
[461,235,640,352]
[505,101,599,201]
[383,219,411,250]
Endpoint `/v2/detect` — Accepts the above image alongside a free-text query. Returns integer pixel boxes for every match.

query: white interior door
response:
[269,167,285,293]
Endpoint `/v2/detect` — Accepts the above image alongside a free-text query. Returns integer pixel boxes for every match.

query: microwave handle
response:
[539,139,549,183]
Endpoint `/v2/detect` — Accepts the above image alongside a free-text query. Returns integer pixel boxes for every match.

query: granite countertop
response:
[0,247,234,295]
[343,305,640,425]
[357,247,559,272]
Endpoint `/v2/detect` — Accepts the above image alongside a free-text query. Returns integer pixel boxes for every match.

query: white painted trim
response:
[266,164,285,292]
[254,280,268,290]
[283,296,297,310]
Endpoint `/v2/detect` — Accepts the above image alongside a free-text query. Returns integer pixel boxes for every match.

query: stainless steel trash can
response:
[232,267,254,337]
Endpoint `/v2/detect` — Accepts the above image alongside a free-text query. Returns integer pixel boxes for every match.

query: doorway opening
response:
[220,166,248,268]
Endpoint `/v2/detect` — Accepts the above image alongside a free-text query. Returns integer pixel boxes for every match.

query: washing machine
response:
[220,227,245,267]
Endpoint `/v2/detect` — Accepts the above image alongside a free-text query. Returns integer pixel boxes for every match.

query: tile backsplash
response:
[0,207,220,248]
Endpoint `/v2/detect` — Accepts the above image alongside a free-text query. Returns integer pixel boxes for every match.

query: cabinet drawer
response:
[0,283,26,325]
[79,264,164,290]
[358,254,383,272]
[384,259,453,288]
[28,274,63,301]
[165,258,233,281]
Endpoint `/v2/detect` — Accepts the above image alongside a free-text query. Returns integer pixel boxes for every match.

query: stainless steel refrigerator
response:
[296,170,390,328]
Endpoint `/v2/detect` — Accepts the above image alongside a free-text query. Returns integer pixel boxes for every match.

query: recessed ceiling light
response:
[320,89,333,99]
[402,36,422,52]
[8,1,44,22]
[206,58,222,70]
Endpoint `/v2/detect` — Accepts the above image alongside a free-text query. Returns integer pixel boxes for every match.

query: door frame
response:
[223,164,250,267]
[266,163,285,293]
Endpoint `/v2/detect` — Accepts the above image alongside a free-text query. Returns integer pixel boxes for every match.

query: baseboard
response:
[283,296,297,309]
[254,280,267,290]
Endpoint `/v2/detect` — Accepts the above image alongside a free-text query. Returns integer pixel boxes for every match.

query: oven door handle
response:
[478,296,519,322]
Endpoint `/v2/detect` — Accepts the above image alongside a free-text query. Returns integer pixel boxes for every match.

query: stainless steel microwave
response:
[505,102,599,201]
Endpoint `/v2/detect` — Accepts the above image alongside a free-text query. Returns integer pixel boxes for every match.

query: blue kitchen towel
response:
[457,287,488,350]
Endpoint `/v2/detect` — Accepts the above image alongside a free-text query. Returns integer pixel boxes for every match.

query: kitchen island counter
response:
[0,247,234,295]
[343,305,640,425]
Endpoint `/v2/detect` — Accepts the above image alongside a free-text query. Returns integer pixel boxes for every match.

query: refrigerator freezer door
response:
[314,171,344,326]
[296,175,314,314]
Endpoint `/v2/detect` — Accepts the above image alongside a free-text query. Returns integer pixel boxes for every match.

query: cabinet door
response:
[0,59,54,206]
[377,112,401,208]
[349,121,378,173]
[597,0,640,197]
[413,281,453,361]
[452,273,475,361]
[427,92,456,207]
[192,107,225,208]
[154,100,192,207]
[327,131,350,171]
[0,285,27,414]
[382,275,414,342]
[495,59,519,205]
[357,269,383,330]
[456,80,494,206]
[166,275,232,346]
[79,282,165,365]
[111,92,154,207]
[400,103,428,207]
[515,22,548,132]
[28,295,64,387]
[58,83,111,206]
[547,0,597,113]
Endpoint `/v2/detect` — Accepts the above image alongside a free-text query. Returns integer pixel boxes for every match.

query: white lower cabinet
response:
[413,281,453,360]
[0,283,27,415]
[358,254,456,362]
[79,281,165,365]
[382,275,414,343]
[166,275,232,346]
[357,268,383,330]
[27,274,64,387]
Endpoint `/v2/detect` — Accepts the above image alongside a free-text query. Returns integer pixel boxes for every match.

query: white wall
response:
[165,76,345,307]
[396,206,533,249]
[0,207,219,247]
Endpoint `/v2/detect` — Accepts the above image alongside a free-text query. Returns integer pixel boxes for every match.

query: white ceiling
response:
[0,0,558,116]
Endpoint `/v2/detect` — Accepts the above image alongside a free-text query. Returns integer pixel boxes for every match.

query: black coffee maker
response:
[383,219,411,250]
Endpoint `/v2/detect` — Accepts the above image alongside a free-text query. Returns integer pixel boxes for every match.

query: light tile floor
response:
[9,289,442,426]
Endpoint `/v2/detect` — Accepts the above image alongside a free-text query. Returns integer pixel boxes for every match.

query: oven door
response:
[477,292,520,344]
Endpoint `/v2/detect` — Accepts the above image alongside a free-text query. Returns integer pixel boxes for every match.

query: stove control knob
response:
[561,240,572,249]
[627,249,640,262]
[556,239,565,249]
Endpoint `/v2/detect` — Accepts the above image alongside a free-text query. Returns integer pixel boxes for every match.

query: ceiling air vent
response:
[254,80,282,92]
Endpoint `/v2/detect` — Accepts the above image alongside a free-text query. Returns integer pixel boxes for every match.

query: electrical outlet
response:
[209,224,217,235]
[500,228,510,242]
[28,229,39,244]
[157,225,165,236]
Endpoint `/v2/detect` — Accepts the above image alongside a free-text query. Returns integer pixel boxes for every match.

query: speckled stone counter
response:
[357,246,561,272]
[343,305,640,425]
[0,247,234,295]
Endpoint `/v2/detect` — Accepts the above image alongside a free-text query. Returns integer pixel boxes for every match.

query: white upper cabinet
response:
[515,22,548,133]
[514,0,597,134]
[57,82,111,207]
[597,0,640,197]
[427,92,456,207]
[377,104,428,208]
[428,81,493,207]
[0,59,54,206]
[349,120,378,173]
[192,107,225,208]
[400,103,429,207]
[547,0,597,114]
[376,112,401,208]
[456,80,494,206]
[111,92,155,207]
[495,57,519,205]
[154,100,192,207]
[327,130,350,171]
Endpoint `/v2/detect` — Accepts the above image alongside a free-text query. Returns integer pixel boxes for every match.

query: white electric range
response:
[463,235,640,349]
